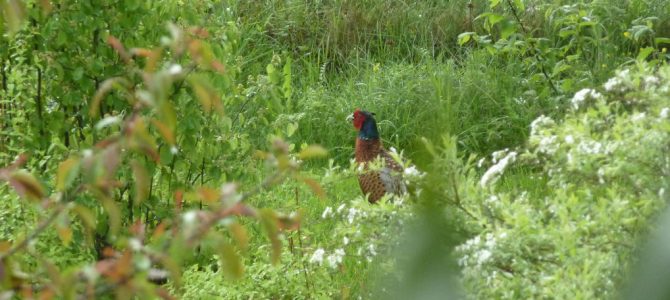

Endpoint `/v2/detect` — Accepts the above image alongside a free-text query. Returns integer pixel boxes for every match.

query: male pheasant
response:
[348,109,406,203]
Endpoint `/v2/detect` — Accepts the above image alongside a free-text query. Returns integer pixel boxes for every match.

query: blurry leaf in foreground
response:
[379,137,464,300]
[622,185,670,300]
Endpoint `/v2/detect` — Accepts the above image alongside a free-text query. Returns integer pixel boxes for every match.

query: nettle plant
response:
[0,25,326,298]
[459,63,670,299]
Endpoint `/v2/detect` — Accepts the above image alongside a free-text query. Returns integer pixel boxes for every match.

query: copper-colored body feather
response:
[355,138,405,203]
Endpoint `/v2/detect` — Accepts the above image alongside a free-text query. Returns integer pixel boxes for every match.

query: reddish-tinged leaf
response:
[107,36,130,63]
[219,243,244,279]
[89,77,129,118]
[227,222,249,252]
[39,0,53,15]
[38,288,55,300]
[101,197,121,236]
[152,221,168,240]
[260,209,281,265]
[187,75,220,114]
[155,288,176,300]
[72,205,96,232]
[56,225,73,246]
[151,119,176,145]
[56,157,80,192]
[197,187,219,204]
[277,211,301,231]
[299,177,326,199]
[9,170,45,201]
[2,0,26,34]
[0,241,11,253]
[175,190,184,212]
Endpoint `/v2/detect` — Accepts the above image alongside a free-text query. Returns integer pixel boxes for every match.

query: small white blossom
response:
[182,211,197,225]
[343,236,350,245]
[564,135,575,144]
[571,88,603,109]
[403,165,423,178]
[368,244,377,256]
[170,146,179,155]
[480,151,517,187]
[530,115,555,136]
[168,64,183,75]
[327,248,345,269]
[322,206,333,219]
[644,75,660,86]
[631,112,646,122]
[476,249,492,265]
[347,207,358,224]
[660,107,669,119]
[310,248,325,264]
[477,158,486,168]
[336,204,346,214]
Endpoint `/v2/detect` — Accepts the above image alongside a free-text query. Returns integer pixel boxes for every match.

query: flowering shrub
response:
[458,63,670,299]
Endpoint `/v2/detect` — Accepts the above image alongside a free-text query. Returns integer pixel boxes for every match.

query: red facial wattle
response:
[353,110,365,130]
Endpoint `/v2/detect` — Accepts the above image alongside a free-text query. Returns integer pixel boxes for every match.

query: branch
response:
[0,203,68,260]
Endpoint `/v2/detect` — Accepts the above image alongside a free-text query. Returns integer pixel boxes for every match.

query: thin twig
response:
[0,203,68,260]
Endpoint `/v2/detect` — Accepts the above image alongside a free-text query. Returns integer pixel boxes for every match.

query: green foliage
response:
[1,0,670,299]
[457,63,670,299]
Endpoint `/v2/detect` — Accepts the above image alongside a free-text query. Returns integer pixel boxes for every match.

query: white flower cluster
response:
[480,151,517,188]
[571,88,603,109]
[530,115,555,136]
[604,69,631,92]
[456,232,507,268]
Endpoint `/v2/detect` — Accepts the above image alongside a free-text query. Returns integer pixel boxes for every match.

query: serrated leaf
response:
[56,157,80,192]
[298,145,328,160]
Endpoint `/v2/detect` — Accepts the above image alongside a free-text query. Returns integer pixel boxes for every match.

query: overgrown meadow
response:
[1,0,669,299]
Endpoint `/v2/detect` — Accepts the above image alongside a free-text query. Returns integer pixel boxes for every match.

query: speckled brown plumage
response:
[352,111,406,203]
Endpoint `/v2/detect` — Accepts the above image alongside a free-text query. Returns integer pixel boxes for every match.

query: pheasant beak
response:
[346,113,354,123]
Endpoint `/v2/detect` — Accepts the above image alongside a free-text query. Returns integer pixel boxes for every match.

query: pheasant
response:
[348,109,406,203]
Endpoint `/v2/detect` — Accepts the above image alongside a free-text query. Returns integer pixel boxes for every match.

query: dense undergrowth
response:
[1,0,670,299]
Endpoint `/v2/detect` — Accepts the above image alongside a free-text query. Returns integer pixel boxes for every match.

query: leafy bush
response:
[457,63,670,299]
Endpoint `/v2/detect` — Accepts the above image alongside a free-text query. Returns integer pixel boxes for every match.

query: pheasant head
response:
[349,109,379,140]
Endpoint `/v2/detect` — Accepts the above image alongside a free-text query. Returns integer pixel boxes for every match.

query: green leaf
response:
[1,0,26,34]
[219,243,244,280]
[637,47,655,61]
[56,157,80,192]
[298,145,328,160]
[131,160,150,205]
[260,209,281,265]
[9,170,45,202]
[513,0,525,12]
[458,32,474,46]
